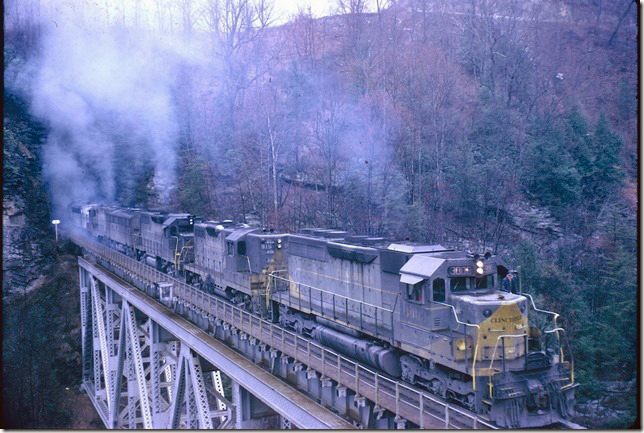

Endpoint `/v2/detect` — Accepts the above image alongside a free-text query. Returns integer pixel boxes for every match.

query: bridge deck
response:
[79,257,354,430]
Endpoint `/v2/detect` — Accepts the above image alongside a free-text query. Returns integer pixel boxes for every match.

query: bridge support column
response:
[232,382,280,429]
[79,267,93,383]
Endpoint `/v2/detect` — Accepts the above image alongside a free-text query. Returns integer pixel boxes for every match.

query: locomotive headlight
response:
[476,267,484,275]
[483,309,492,317]
[476,260,484,268]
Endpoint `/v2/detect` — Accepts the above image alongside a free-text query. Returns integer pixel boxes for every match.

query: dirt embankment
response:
[3,248,103,429]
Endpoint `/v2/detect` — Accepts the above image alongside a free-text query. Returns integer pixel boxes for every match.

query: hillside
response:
[3,0,638,428]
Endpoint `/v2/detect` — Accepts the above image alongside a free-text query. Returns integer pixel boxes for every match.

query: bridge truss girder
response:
[80,270,232,429]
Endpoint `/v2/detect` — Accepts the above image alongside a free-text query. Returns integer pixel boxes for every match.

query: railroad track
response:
[66,229,502,429]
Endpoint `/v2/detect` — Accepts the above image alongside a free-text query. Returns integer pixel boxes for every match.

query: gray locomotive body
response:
[269,231,576,427]
[66,205,577,428]
[136,211,196,273]
[185,221,289,314]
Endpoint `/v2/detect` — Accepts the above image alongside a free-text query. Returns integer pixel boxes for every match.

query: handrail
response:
[391,293,400,314]
[523,293,559,319]
[264,271,272,309]
[522,293,563,358]
[542,327,574,383]
[486,333,525,397]
[486,325,574,397]
[432,300,482,389]
[171,235,180,270]
[271,273,394,313]
[487,333,525,370]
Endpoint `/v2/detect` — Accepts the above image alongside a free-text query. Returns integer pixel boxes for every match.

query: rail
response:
[432,300,483,386]
[486,328,574,397]
[269,273,396,340]
[66,230,497,429]
[543,327,575,385]
[523,292,571,368]
[523,293,561,340]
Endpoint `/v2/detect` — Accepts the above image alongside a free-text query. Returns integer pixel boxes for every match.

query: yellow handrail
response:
[486,327,574,396]
[486,333,525,397]
[265,271,271,309]
[542,327,574,385]
[432,300,481,389]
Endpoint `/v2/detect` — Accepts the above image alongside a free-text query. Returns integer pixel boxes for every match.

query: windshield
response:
[450,275,495,292]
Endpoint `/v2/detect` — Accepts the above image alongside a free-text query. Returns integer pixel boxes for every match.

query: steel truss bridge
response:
[71,231,498,429]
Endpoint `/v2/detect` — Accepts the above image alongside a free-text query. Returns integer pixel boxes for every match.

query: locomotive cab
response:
[224,228,259,273]
[187,223,288,314]
[68,203,83,229]
[225,228,289,313]
[137,212,197,273]
[161,214,197,270]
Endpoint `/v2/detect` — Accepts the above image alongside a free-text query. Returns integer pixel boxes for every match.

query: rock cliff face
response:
[3,91,55,299]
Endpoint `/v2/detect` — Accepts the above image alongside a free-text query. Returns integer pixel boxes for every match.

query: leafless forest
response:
[3,0,638,428]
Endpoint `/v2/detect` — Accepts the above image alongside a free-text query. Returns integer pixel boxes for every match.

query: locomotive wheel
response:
[400,355,421,384]
[466,393,476,411]
[401,366,415,383]
[294,319,303,335]
[431,379,445,397]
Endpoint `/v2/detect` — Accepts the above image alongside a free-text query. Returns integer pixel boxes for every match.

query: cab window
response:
[475,275,494,289]
[450,275,495,292]
[405,282,424,304]
[227,241,234,255]
[433,278,445,302]
[237,241,246,255]
[450,277,468,292]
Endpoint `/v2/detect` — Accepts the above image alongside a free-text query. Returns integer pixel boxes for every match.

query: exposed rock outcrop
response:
[3,91,55,299]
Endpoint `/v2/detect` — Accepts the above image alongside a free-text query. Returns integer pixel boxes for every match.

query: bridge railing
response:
[67,230,497,429]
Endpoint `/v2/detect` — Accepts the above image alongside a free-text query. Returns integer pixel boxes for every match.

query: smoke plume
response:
[6,1,199,214]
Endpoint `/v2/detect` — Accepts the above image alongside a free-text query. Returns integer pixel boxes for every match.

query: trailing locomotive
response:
[67,204,577,428]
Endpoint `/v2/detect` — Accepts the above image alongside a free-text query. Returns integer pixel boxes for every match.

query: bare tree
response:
[179,0,202,38]
[253,80,289,221]
[203,0,275,123]
[290,6,318,67]
[311,86,351,226]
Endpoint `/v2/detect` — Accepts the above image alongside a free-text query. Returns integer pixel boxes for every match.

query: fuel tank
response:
[311,325,401,377]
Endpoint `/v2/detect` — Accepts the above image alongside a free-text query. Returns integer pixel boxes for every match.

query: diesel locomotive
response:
[67,203,577,428]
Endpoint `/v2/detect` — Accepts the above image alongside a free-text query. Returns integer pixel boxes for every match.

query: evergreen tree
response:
[564,106,593,190]
[523,120,580,211]
[175,145,212,217]
[588,113,624,206]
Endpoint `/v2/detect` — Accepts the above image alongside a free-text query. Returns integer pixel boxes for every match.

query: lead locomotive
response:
[68,203,577,428]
